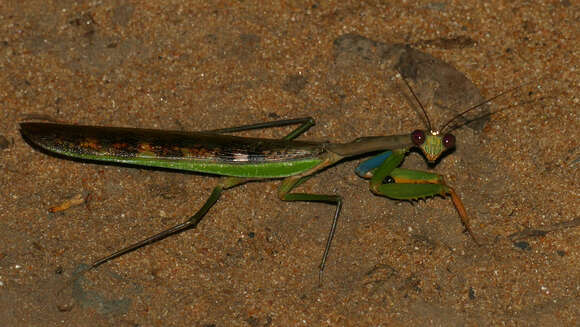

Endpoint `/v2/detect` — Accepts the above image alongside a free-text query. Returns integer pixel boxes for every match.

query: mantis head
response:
[411,129,455,163]
[397,70,532,164]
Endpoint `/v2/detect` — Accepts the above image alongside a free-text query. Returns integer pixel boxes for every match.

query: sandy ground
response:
[0,1,578,326]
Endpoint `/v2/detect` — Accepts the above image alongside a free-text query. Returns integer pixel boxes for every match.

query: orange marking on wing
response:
[80,138,101,151]
[111,142,129,150]
[138,143,153,152]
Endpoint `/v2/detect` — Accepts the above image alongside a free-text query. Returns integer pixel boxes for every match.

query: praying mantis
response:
[20,75,524,281]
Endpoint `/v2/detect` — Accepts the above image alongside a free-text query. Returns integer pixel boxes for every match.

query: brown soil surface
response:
[1,1,578,326]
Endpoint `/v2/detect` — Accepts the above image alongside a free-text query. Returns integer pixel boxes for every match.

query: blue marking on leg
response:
[355,151,393,178]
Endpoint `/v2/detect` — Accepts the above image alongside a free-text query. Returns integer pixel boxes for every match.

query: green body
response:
[20,123,325,178]
[20,117,472,281]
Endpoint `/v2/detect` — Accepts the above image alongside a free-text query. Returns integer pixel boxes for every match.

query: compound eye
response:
[411,130,425,146]
[442,133,455,149]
